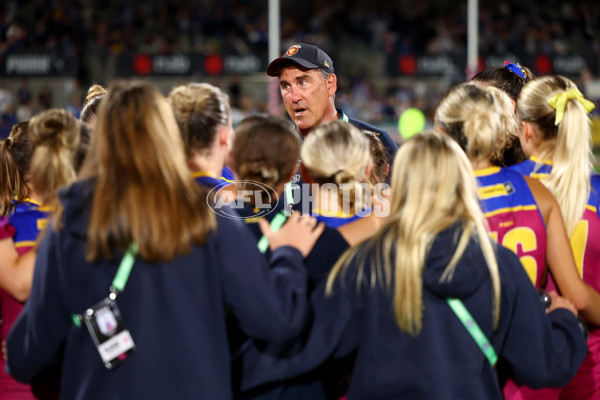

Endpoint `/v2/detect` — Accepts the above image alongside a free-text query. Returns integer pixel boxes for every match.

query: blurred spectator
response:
[37,86,53,111]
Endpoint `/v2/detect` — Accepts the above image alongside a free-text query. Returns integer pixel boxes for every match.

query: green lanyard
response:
[447,298,498,366]
[285,181,294,209]
[72,243,139,327]
[110,242,139,293]
[257,212,288,254]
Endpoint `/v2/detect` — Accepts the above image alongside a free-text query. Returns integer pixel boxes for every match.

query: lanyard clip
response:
[109,286,119,300]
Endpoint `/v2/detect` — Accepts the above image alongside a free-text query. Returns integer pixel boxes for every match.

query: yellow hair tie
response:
[547,88,595,126]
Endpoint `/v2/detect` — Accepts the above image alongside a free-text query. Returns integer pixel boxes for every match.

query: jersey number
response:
[570,220,588,278]
[491,227,538,285]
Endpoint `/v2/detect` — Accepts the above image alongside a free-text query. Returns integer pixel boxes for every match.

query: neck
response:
[27,188,45,206]
[470,159,493,170]
[187,151,223,177]
[530,147,554,163]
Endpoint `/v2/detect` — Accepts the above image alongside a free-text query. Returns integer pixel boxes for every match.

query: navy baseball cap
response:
[267,43,334,76]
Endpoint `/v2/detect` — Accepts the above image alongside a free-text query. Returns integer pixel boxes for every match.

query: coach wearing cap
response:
[267,43,398,165]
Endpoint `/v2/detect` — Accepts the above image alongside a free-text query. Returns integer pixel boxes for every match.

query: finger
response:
[547,291,559,300]
[299,214,318,229]
[311,222,326,238]
[257,218,271,237]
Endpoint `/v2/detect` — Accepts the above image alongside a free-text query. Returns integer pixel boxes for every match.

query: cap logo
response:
[286,45,301,56]
[324,61,330,68]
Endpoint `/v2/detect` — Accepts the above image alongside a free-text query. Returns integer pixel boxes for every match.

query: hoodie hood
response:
[57,178,96,239]
[421,224,490,299]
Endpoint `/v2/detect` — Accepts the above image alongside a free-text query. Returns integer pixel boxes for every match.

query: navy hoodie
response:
[232,200,351,400]
[240,225,588,399]
[6,179,309,400]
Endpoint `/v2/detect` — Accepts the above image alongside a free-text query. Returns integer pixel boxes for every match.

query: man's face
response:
[279,66,336,136]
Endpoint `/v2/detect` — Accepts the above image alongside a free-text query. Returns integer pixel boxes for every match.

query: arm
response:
[240,269,359,392]
[527,177,600,326]
[496,246,587,387]
[0,238,36,302]
[218,212,322,342]
[6,227,70,383]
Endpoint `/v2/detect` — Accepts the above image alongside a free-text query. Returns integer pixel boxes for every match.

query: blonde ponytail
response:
[301,120,371,214]
[434,84,501,165]
[517,76,592,235]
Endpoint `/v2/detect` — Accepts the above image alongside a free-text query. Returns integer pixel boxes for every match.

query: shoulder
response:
[524,175,556,220]
[310,226,349,259]
[338,109,398,150]
[306,226,350,285]
[507,160,533,175]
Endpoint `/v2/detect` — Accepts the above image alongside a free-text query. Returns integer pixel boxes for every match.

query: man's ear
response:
[327,73,337,97]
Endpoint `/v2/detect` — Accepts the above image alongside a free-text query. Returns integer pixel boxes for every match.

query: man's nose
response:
[290,87,302,103]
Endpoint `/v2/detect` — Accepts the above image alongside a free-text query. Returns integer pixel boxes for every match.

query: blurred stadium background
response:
[1,0,600,163]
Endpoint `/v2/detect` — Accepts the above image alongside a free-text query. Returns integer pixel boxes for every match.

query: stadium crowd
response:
[2,0,600,135]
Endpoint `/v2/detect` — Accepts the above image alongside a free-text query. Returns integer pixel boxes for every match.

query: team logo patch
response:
[286,45,301,56]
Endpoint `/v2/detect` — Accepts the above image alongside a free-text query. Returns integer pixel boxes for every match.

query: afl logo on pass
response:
[286,45,301,56]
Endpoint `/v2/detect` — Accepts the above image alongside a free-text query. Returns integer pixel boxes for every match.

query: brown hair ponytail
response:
[0,122,32,216]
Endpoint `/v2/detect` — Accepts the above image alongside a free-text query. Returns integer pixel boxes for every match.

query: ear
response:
[218,124,232,149]
[519,121,542,157]
[364,162,373,180]
[520,121,535,144]
[509,98,516,112]
[327,73,337,97]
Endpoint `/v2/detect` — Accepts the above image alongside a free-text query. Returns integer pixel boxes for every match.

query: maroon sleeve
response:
[0,216,16,240]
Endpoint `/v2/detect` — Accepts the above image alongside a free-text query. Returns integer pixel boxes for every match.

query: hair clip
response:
[504,61,527,83]
[261,167,279,183]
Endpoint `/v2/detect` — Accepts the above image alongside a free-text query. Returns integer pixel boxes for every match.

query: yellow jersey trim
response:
[312,208,356,218]
[191,171,216,179]
[15,241,36,248]
[483,204,539,218]
[473,167,501,177]
[14,197,42,206]
[191,171,235,183]
[530,156,553,166]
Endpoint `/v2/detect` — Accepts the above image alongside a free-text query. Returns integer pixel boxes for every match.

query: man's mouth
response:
[294,108,306,117]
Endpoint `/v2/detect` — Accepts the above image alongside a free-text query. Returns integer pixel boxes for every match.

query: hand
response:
[258,212,325,257]
[547,290,578,316]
